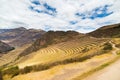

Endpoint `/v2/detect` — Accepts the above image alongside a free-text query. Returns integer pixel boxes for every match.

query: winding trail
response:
[110,41,119,55]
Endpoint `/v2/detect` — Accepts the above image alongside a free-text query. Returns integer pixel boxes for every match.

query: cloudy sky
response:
[0,0,120,33]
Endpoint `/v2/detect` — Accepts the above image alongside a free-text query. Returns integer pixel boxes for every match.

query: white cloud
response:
[0,0,120,33]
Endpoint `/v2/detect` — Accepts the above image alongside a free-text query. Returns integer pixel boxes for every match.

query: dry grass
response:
[11,53,115,80]
[71,53,120,80]
[18,38,108,68]
[0,44,31,67]
[1,38,112,80]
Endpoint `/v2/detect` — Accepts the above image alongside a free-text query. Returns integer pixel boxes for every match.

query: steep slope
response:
[0,27,45,47]
[0,41,14,54]
[17,31,110,68]
[18,36,109,68]
[87,23,120,38]
[19,31,82,57]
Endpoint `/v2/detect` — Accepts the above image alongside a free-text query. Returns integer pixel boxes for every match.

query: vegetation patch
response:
[103,42,113,51]
[1,66,19,79]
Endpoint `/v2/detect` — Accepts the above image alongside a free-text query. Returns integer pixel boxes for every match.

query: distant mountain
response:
[19,31,83,56]
[0,27,45,47]
[0,29,11,33]
[0,41,14,54]
[87,23,120,38]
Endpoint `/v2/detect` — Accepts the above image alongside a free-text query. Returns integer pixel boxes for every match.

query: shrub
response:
[103,42,112,50]
[2,66,19,78]
[22,66,33,74]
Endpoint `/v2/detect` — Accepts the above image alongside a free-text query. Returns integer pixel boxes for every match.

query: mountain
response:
[0,27,45,47]
[0,24,120,80]
[19,30,83,56]
[0,29,11,33]
[0,41,14,54]
[87,23,120,38]
[14,30,110,73]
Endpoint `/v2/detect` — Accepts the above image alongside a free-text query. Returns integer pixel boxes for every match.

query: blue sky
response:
[0,0,120,33]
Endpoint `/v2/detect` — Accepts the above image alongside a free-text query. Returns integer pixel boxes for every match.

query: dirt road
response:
[84,57,120,80]
[84,42,120,80]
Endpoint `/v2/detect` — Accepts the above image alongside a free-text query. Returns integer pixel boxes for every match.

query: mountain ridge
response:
[0,27,45,47]
[87,23,120,38]
[19,23,120,57]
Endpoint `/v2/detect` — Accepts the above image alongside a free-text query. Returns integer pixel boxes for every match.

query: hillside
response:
[10,35,120,80]
[19,31,82,57]
[0,41,14,54]
[0,24,120,80]
[0,44,31,67]
[18,36,109,68]
[0,27,45,47]
[2,34,112,80]
[87,23,120,38]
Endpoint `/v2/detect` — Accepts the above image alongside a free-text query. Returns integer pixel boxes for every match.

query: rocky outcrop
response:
[0,41,14,54]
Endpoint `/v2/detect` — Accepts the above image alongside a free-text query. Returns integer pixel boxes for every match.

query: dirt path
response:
[83,58,120,80]
[84,42,120,80]
[110,41,119,55]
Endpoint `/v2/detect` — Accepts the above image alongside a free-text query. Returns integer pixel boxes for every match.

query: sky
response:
[0,0,120,33]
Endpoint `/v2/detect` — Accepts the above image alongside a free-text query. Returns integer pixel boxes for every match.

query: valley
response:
[0,23,120,80]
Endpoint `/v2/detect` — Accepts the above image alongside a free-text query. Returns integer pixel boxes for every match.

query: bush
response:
[22,66,33,74]
[2,66,19,78]
[103,42,112,50]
